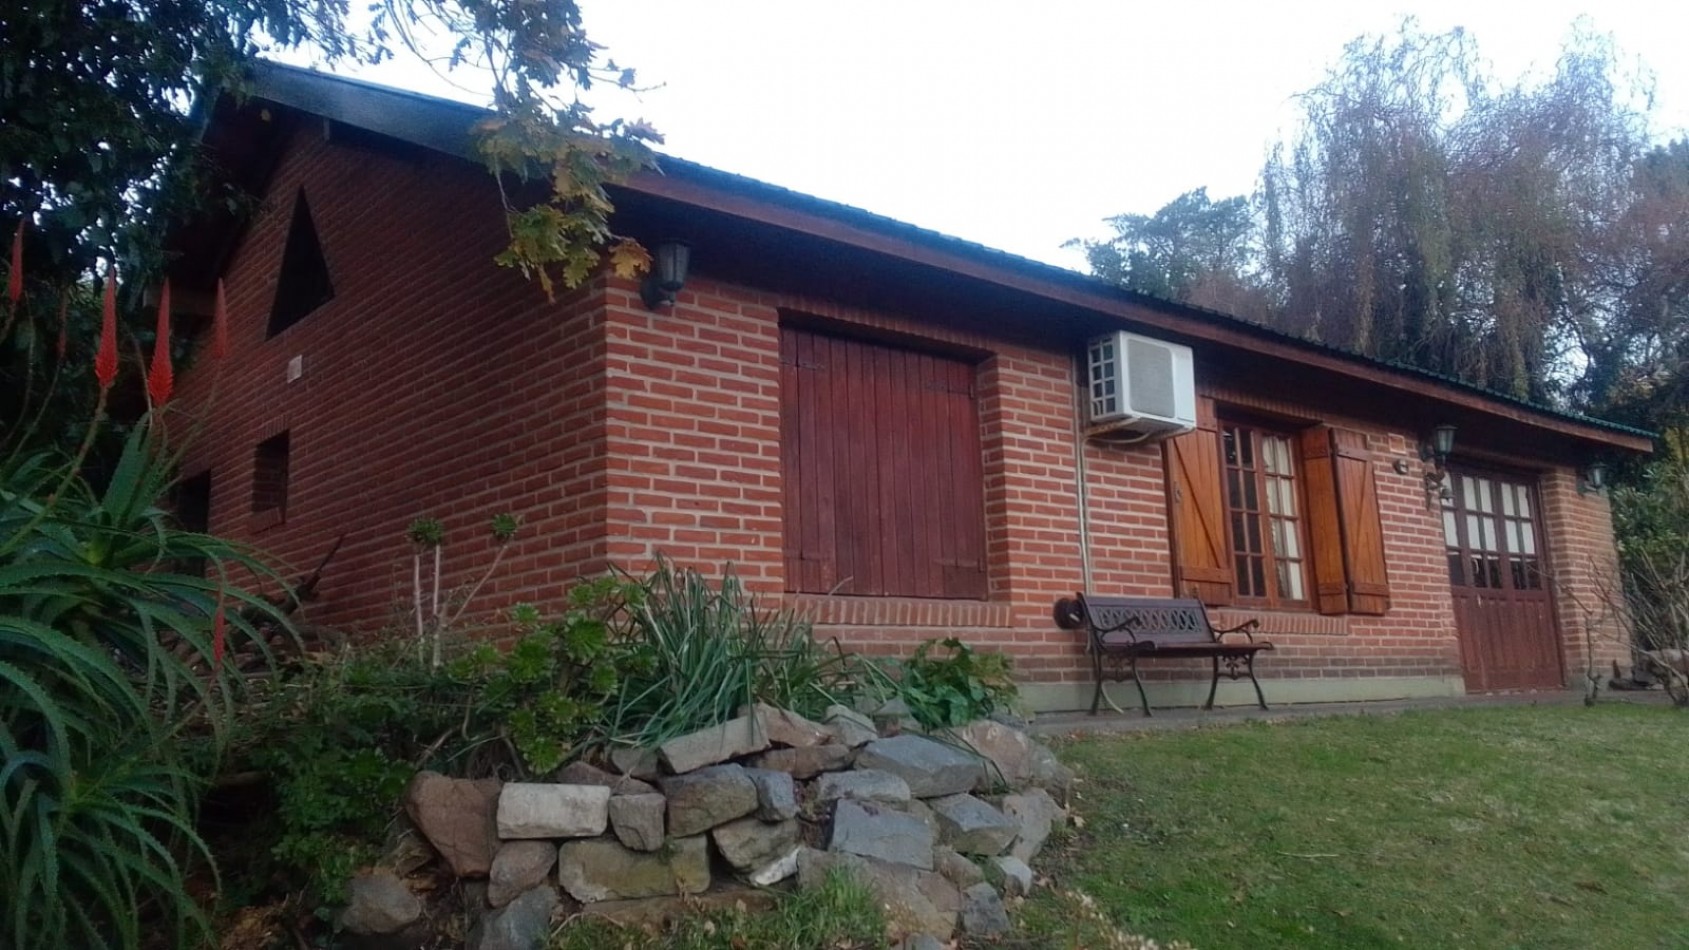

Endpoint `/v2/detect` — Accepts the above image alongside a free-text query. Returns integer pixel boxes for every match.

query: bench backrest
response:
[1080,595,1216,647]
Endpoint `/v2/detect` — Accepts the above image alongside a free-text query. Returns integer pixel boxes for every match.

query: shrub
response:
[0,422,295,949]
[889,637,1019,730]
[1610,431,1689,704]
[599,557,878,751]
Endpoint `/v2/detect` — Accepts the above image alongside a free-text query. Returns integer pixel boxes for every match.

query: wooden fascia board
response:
[626,170,1652,455]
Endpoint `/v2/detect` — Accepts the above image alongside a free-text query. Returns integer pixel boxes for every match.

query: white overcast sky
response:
[318,1,1689,270]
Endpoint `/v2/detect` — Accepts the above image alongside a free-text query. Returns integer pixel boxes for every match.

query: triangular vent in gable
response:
[267,188,334,337]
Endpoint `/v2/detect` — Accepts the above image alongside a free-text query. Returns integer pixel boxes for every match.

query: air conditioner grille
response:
[1089,338,1119,419]
[1126,337,1175,419]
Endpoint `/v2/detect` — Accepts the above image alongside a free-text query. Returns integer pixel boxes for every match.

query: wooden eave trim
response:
[626,171,1652,455]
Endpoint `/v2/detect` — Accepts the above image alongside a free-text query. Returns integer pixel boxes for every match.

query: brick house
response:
[169,64,1652,712]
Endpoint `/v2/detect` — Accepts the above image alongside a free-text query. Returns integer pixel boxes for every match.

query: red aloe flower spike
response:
[6,218,22,307]
[146,279,173,407]
[95,268,119,389]
[212,599,227,675]
[212,278,229,359]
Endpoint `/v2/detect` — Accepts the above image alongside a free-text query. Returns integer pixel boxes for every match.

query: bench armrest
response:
[1212,618,1262,642]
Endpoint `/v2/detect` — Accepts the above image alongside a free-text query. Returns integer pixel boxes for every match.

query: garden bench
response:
[1051,594,1273,716]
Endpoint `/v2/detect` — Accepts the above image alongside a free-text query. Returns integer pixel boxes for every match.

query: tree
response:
[1258,23,1658,403]
[1,0,657,295]
[1070,187,1267,318]
[1079,21,1688,417]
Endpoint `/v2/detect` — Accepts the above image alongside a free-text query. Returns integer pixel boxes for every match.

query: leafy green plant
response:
[233,565,644,905]
[598,557,882,752]
[889,637,1019,730]
[0,421,294,949]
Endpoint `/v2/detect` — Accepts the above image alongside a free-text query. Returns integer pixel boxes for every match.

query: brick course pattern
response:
[176,123,1630,704]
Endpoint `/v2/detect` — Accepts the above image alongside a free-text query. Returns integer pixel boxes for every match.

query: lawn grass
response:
[1018,703,1689,950]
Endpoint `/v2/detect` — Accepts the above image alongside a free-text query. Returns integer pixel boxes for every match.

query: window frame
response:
[1219,418,1314,609]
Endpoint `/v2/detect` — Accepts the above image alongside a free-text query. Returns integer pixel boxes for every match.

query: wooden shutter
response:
[1300,426,1392,615]
[780,327,987,599]
[1164,398,1233,606]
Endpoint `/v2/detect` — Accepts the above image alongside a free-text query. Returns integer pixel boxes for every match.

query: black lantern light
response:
[1580,461,1609,495]
[1419,424,1456,509]
[640,240,692,310]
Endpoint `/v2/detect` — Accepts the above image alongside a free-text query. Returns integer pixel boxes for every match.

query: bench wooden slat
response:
[1051,594,1275,716]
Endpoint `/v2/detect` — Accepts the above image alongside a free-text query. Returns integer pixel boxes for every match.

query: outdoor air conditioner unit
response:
[1085,331,1197,438]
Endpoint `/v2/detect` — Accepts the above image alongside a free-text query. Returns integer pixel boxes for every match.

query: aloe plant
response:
[0,421,295,948]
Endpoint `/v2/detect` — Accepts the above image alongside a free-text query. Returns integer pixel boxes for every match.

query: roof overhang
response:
[179,61,1654,457]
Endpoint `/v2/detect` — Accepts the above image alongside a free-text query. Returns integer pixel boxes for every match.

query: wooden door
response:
[1443,470,1563,690]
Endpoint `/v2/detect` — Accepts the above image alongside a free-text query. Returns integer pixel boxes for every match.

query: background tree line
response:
[1072,22,1689,438]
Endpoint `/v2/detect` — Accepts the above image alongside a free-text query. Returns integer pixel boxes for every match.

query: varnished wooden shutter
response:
[1300,426,1392,615]
[780,327,986,599]
[1164,398,1233,606]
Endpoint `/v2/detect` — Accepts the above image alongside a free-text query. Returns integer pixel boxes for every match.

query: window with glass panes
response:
[1443,474,1543,591]
[1221,423,1309,605]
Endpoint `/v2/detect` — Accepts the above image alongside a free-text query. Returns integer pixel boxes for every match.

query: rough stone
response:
[824,704,879,748]
[855,736,986,799]
[583,889,780,929]
[496,784,610,839]
[815,768,912,804]
[749,744,855,779]
[993,855,1033,897]
[901,936,947,950]
[1028,744,1076,800]
[488,841,558,908]
[659,715,769,774]
[661,764,760,837]
[829,799,934,869]
[933,845,986,889]
[608,746,661,781]
[380,824,436,877]
[712,816,801,871]
[557,835,710,902]
[746,702,832,748]
[960,882,1011,936]
[948,719,1040,790]
[748,846,803,886]
[338,870,423,935]
[929,794,1017,856]
[607,793,666,852]
[744,767,798,821]
[797,849,960,939]
[552,760,658,796]
[872,698,918,736]
[469,884,558,950]
[403,771,502,877]
[901,798,939,835]
[1002,787,1065,863]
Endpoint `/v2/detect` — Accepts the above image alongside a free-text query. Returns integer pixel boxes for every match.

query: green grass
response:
[1019,704,1689,950]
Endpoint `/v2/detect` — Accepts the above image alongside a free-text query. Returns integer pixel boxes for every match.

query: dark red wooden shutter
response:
[1164,398,1233,606]
[1300,426,1392,616]
[780,327,986,599]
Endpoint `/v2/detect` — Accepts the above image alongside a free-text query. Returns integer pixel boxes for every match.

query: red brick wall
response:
[179,128,1628,704]
[175,124,612,636]
[598,273,1620,698]
[1540,471,1629,687]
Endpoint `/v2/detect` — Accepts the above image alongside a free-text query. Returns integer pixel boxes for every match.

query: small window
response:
[267,189,334,337]
[251,432,291,518]
[174,470,212,534]
[1221,422,1309,606]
